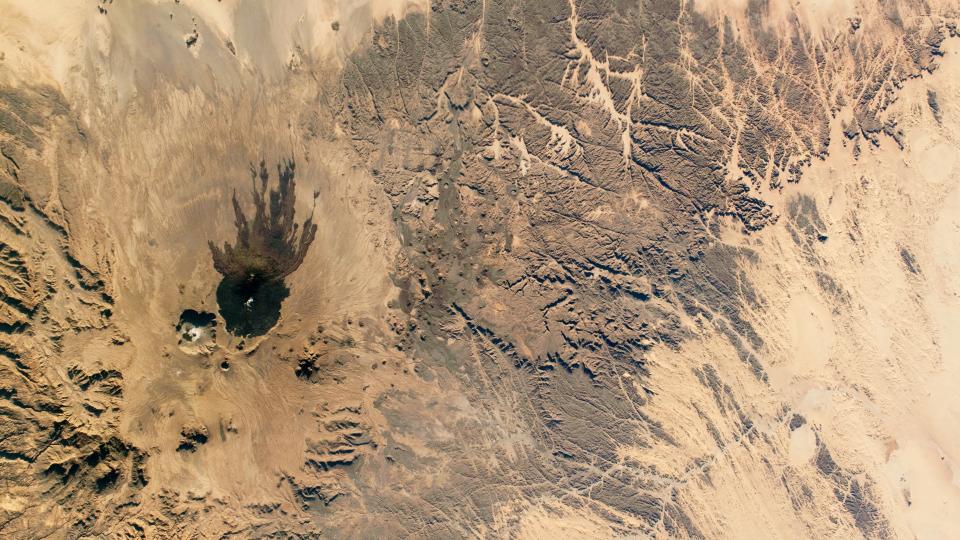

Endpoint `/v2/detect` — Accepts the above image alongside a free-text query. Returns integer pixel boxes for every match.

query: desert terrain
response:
[0,0,959,538]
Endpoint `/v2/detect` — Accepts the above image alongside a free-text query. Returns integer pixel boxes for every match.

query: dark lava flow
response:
[209,159,317,337]
[215,275,289,337]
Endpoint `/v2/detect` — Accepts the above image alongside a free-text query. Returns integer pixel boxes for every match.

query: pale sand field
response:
[641,38,960,538]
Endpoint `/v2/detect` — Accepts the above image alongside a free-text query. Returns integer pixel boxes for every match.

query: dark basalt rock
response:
[209,159,317,337]
[215,275,289,337]
[928,89,942,123]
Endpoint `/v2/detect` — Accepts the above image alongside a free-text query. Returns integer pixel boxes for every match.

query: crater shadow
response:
[176,308,218,354]
[177,309,216,331]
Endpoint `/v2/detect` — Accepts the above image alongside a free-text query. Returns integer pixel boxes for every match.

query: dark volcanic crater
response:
[215,274,289,337]
[209,159,317,337]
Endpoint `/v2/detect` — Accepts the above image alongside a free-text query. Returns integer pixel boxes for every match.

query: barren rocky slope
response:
[0,0,959,538]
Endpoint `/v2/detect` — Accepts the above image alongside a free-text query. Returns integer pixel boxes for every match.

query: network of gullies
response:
[207,159,318,339]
